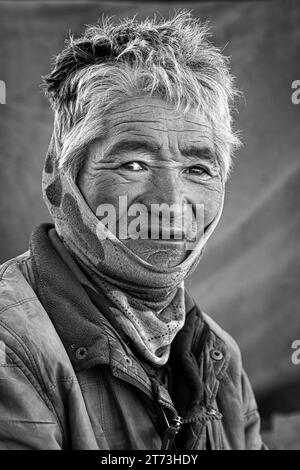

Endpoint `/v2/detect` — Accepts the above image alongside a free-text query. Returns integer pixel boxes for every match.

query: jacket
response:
[0,225,265,450]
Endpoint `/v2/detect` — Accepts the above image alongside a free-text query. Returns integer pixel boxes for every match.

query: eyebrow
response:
[102,139,216,163]
[179,144,216,162]
[103,140,159,160]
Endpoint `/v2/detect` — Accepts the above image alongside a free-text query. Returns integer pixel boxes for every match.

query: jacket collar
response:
[30,223,112,371]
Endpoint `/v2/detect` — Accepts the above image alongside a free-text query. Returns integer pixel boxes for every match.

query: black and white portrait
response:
[0,0,299,452]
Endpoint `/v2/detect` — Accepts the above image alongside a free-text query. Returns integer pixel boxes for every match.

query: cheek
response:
[193,181,223,226]
[78,170,116,213]
[78,169,142,215]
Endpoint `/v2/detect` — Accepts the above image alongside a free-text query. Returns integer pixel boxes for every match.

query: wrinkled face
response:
[78,97,223,268]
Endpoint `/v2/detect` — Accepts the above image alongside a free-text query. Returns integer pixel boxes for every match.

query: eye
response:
[120,161,147,172]
[184,165,211,178]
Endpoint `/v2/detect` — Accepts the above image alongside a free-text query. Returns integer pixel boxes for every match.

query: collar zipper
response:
[160,406,183,450]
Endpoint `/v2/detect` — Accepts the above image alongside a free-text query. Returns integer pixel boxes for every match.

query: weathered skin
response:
[78,97,223,267]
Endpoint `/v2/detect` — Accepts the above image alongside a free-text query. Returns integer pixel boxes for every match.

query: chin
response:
[123,238,189,267]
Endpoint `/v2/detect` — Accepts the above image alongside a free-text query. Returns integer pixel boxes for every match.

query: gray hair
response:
[43,10,241,180]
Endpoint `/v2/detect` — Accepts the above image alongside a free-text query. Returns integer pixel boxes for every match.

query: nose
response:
[142,168,185,208]
[138,169,192,239]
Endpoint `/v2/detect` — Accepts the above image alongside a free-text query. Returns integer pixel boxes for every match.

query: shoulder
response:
[0,251,74,384]
[0,250,38,312]
[196,309,243,380]
[185,289,242,371]
[202,311,242,363]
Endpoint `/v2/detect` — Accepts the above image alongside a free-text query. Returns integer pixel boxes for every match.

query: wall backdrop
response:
[0,0,300,448]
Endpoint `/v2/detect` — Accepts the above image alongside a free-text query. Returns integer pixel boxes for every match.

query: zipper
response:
[150,377,184,450]
[113,367,183,449]
[160,406,183,450]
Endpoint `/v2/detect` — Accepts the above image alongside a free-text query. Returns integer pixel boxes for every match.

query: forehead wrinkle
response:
[146,126,212,135]
[99,137,160,162]
[183,118,212,130]
[125,131,157,140]
[108,107,154,118]
[107,101,213,133]
[108,101,176,121]
[114,101,180,113]
[125,106,211,129]
[98,99,216,164]
[107,119,160,132]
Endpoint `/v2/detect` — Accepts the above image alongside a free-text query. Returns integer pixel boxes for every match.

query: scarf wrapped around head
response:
[42,129,225,365]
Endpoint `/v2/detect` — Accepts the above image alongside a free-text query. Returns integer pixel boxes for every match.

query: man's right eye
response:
[120,161,147,172]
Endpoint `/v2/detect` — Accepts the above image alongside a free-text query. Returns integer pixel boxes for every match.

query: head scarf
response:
[42,128,224,365]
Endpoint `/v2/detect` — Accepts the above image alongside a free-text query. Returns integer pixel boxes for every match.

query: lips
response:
[127,225,187,241]
[122,237,189,267]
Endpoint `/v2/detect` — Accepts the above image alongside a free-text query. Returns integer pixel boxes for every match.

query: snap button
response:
[210,349,223,361]
[124,356,133,366]
[76,347,88,360]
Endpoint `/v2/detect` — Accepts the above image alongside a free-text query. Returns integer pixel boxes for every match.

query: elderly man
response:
[0,12,265,450]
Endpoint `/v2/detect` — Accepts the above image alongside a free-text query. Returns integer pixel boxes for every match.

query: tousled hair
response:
[43,10,241,179]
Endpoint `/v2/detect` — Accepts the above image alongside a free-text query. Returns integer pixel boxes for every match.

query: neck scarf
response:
[42,130,224,365]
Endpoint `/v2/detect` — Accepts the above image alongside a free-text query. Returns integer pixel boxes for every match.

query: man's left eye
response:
[121,161,146,172]
[185,166,210,177]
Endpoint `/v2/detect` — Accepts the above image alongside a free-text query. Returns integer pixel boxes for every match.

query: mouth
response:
[127,226,188,242]
[122,236,189,267]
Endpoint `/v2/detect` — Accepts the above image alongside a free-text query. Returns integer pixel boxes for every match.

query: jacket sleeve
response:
[0,345,63,450]
[241,369,268,450]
